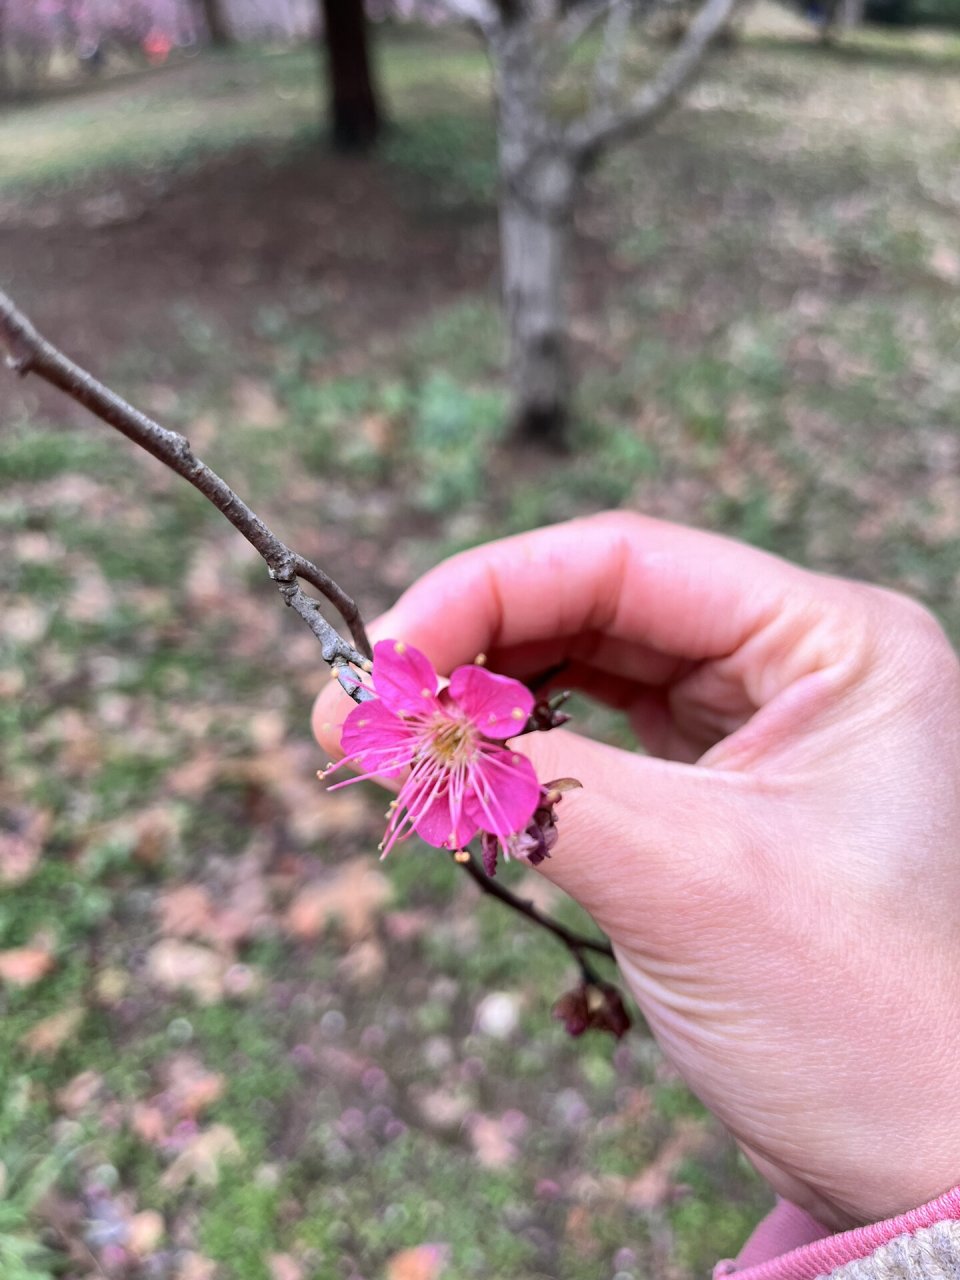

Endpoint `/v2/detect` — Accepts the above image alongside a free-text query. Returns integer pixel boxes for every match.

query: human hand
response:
[312,512,960,1230]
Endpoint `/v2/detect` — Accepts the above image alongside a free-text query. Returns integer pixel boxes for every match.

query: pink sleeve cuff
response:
[714,1185,960,1280]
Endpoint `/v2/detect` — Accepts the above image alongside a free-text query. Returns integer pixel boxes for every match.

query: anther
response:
[454,850,470,863]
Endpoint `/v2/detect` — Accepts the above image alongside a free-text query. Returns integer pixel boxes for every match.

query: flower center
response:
[425,714,477,767]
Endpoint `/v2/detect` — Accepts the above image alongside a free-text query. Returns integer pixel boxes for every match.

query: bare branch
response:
[439,0,502,30]
[0,289,373,693]
[590,0,633,112]
[566,0,739,159]
[456,850,615,968]
[554,0,616,49]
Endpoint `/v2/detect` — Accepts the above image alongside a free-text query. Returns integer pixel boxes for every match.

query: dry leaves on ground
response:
[285,857,391,944]
[386,1244,450,1280]
[19,1006,85,1057]
[159,1124,243,1192]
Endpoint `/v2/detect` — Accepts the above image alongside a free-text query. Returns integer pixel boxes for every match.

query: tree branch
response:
[440,0,502,30]
[566,0,739,159]
[457,849,615,968]
[554,0,616,50]
[0,289,373,693]
[590,0,634,112]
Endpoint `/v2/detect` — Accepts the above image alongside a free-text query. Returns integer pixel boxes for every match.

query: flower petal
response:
[466,747,540,837]
[448,665,534,740]
[372,639,440,715]
[412,790,478,850]
[340,699,415,775]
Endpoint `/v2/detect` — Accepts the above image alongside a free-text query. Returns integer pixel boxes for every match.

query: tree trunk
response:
[500,183,574,446]
[492,20,576,445]
[318,0,382,151]
[0,0,8,102]
[196,0,233,48]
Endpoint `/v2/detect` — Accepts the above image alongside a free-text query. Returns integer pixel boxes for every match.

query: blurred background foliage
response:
[1,1,959,1278]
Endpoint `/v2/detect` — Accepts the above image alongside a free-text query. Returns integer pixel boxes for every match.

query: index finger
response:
[382,511,817,680]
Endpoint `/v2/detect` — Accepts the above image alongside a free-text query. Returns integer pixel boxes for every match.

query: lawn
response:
[1,8,959,1279]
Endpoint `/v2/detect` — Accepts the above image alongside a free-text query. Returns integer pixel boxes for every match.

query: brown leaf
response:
[146,941,228,1005]
[174,1254,219,1280]
[385,1244,449,1280]
[267,1256,303,1280]
[157,886,216,938]
[231,378,284,429]
[285,858,391,944]
[56,1070,104,1116]
[467,1114,518,1170]
[159,1124,242,1192]
[0,807,51,886]
[162,1054,226,1119]
[19,1006,84,1057]
[0,941,55,987]
[131,1103,167,1144]
[625,1123,711,1210]
[128,1209,165,1256]
[337,939,386,991]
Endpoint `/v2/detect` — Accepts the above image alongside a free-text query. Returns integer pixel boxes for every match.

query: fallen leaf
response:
[146,941,228,1005]
[160,1124,242,1191]
[0,807,51,886]
[386,1244,449,1280]
[128,1209,165,1256]
[267,1255,303,1280]
[162,1054,226,1119]
[0,941,55,987]
[19,1007,84,1057]
[130,1104,167,1145]
[231,378,284,429]
[285,858,391,943]
[175,1253,219,1280]
[56,1070,104,1116]
[157,886,216,938]
[467,1114,518,1170]
[625,1122,711,1210]
[337,939,386,990]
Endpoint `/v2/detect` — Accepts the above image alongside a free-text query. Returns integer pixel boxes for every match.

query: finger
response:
[464,726,754,940]
[374,512,843,710]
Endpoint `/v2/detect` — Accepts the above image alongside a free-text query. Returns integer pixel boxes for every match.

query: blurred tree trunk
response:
[820,0,866,39]
[0,0,9,101]
[494,19,576,443]
[450,0,736,447]
[195,0,233,48]
[318,0,382,150]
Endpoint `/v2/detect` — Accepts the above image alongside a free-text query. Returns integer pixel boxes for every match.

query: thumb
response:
[507,728,753,945]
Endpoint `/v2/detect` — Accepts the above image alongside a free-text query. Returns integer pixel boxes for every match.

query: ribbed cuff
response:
[714,1186,960,1280]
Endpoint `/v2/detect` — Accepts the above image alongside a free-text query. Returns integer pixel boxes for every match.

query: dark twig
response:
[457,849,615,967]
[0,290,373,695]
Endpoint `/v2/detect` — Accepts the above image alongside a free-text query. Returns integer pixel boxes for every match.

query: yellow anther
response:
[316,770,326,781]
[454,850,470,863]
[362,659,373,673]
[474,652,487,666]
[394,641,407,654]
[421,688,432,698]
[510,707,525,720]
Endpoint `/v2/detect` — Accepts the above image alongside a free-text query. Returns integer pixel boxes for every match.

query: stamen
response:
[474,653,487,666]
[453,850,470,863]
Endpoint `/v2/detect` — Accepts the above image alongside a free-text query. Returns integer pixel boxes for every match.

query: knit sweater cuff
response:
[714,1186,960,1280]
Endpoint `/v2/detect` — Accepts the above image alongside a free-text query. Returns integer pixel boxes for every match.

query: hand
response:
[313,512,960,1230]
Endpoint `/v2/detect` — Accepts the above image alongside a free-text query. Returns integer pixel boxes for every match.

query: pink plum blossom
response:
[323,640,540,857]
